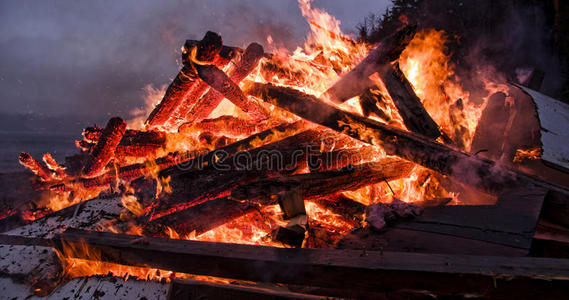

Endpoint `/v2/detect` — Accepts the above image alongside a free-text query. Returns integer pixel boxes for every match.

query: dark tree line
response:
[357,0,569,102]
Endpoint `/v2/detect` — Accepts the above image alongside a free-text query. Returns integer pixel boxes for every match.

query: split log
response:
[82,117,127,178]
[358,87,392,121]
[143,196,258,237]
[308,146,380,172]
[18,152,54,182]
[379,63,443,140]
[148,129,345,219]
[311,194,366,227]
[165,54,232,129]
[196,64,267,121]
[470,92,511,161]
[184,43,265,125]
[31,229,569,298]
[78,129,167,158]
[324,25,417,103]
[146,32,223,129]
[42,153,66,179]
[52,122,307,192]
[247,83,569,196]
[231,159,413,205]
[179,115,272,138]
[82,128,166,147]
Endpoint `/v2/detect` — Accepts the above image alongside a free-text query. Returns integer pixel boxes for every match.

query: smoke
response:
[0,0,389,131]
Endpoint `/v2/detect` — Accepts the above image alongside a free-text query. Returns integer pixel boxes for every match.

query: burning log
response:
[143,196,258,237]
[42,153,67,179]
[324,25,417,103]
[145,32,223,129]
[53,122,307,192]
[19,229,566,298]
[82,128,166,146]
[184,43,266,125]
[18,152,54,182]
[231,159,413,206]
[311,194,366,227]
[78,129,167,158]
[82,117,127,178]
[149,129,342,219]
[273,214,309,248]
[379,63,445,141]
[246,83,569,196]
[179,115,271,138]
[358,87,392,121]
[165,55,233,129]
[196,64,267,121]
[308,146,380,172]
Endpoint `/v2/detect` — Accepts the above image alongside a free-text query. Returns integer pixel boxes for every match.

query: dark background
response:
[0,0,389,132]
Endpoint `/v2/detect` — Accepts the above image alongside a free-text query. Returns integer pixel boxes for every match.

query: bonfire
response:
[2,1,569,299]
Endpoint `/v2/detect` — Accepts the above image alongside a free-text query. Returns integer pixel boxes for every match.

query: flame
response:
[33,0,507,286]
[398,29,478,149]
[513,147,542,163]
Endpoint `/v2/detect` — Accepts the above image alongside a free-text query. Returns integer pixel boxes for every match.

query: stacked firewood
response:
[15,27,566,248]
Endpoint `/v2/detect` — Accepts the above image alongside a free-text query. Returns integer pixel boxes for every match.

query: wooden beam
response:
[246,83,569,197]
[231,159,413,205]
[168,279,327,300]
[42,229,569,298]
[379,63,444,140]
[324,25,416,103]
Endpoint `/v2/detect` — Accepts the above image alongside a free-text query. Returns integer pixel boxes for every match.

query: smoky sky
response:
[0,0,390,120]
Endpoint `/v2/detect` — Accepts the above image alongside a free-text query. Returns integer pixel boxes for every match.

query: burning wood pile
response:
[3,4,569,299]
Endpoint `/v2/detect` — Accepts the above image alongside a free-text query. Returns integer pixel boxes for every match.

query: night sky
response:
[0,0,390,121]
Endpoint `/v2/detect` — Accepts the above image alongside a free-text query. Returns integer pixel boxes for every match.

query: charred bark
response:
[231,159,413,205]
[146,32,223,129]
[185,43,265,125]
[82,117,127,178]
[324,25,416,103]
[379,63,443,140]
[247,83,569,196]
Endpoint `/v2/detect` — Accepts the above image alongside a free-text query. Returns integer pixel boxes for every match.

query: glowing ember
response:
[513,147,542,163]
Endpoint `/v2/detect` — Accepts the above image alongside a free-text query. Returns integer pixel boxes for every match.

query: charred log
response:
[146,32,223,129]
[148,129,344,219]
[196,64,267,121]
[82,117,127,178]
[185,43,265,125]
[324,25,417,103]
[231,159,413,205]
[18,152,54,182]
[179,115,272,137]
[246,83,569,196]
[379,63,444,140]
[143,197,258,237]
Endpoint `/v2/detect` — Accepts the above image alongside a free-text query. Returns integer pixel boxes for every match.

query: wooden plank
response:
[42,229,569,298]
[394,187,548,249]
[169,279,327,300]
[516,84,569,173]
[338,227,528,257]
